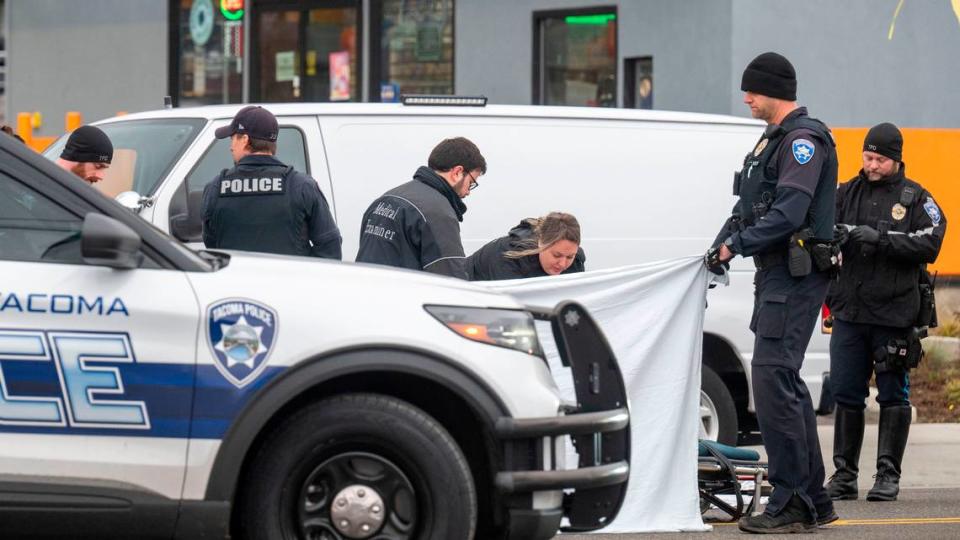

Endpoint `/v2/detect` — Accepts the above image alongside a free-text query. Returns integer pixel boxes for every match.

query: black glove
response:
[833,224,849,246]
[704,246,728,276]
[850,225,880,245]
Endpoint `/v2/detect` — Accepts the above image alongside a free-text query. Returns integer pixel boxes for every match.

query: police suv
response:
[0,134,630,538]
[44,100,835,447]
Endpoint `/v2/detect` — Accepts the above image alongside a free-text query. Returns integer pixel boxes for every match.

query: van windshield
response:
[44,119,206,198]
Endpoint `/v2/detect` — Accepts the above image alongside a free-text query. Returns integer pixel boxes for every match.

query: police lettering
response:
[0,292,129,316]
[211,301,274,327]
[220,177,284,195]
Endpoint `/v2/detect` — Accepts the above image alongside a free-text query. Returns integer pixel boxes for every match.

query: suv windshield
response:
[44,118,205,198]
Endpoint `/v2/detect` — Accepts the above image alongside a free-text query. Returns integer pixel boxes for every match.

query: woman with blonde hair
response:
[467,212,585,280]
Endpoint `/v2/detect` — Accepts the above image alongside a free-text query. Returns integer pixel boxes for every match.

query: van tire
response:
[236,393,477,540]
[701,366,738,446]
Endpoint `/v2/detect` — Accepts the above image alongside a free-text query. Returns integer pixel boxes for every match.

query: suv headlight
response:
[424,305,544,358]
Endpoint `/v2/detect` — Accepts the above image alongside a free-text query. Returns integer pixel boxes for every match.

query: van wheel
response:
[701,366,738,446]
[236,393,477,540]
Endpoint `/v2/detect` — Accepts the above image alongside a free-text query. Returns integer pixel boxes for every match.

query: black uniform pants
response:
[750,263,832,518]
[829,319,910,409]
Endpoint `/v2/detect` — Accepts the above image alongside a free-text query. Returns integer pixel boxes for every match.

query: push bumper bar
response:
[494,301,631,533]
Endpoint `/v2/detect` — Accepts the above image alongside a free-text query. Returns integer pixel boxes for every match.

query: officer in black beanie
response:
[55,125,113,185]
[705,51,839,533]
[825,123,945,503]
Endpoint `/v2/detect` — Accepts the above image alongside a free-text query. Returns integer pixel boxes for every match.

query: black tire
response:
[236,393,477,540]
[701,366,738,446]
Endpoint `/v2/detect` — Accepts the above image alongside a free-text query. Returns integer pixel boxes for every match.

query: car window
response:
[0,170,84,264]
[44,119,205,198]
[185,127,308,192]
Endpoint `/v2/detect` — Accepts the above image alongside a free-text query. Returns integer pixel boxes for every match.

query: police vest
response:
[210,164,310,255]
[735,114,838,241]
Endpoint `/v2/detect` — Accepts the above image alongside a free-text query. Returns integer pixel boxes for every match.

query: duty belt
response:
[753,250,787,270]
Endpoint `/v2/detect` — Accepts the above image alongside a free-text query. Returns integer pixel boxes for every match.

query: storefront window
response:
[176,0,246,106]
[373,0,454,101]
[535,9,617,107]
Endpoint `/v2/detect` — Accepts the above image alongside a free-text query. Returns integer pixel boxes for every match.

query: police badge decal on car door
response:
[206,298,278,388]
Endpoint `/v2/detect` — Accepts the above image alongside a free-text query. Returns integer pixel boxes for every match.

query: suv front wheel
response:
[237,393,477,540]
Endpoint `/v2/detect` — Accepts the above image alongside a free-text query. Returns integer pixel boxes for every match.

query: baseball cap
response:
[214,105,279,141]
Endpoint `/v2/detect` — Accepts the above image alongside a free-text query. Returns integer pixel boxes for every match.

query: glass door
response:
[258,9,301,101]
[255,3,359,103]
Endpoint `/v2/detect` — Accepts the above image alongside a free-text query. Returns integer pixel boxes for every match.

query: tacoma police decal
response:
[792,139,815,165]
[207,299,278,388]
[891,203,907,221]
[924,197,942,226]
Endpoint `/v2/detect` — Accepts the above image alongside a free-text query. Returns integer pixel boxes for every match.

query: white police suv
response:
[0,135,629,538]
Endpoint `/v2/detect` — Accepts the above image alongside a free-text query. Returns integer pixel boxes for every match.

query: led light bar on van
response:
[401,95,488,107]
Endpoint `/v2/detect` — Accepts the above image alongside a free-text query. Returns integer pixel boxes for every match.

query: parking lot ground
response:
[560,488,960,539]
[557,423,960,539]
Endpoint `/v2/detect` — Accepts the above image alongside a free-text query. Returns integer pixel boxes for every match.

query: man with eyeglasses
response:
[356,137,486,279]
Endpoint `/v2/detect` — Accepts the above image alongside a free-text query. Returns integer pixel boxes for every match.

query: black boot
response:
[738,494,817,534]
[825,406,864,500]
[867,405,911,502]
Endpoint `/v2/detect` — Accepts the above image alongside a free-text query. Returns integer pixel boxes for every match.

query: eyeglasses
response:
[466,170,480,191]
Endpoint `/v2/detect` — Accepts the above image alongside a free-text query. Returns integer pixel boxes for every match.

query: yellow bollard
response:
[16,112,33,147]
[65,111,82,132]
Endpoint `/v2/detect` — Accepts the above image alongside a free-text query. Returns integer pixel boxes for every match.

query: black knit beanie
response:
[863,122,903,162]
[740,52,797,101]
[60,125,113,164]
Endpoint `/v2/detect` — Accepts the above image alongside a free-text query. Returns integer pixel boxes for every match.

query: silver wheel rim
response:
[700,389,720,441]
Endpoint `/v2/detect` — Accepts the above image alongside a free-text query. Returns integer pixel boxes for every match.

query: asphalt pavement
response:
[556,423,960,539]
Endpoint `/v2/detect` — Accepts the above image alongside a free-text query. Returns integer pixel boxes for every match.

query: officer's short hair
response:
[428,137,487,174]
[247,137,277,155]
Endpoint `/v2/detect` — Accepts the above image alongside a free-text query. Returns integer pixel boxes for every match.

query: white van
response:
[44,101,833,445]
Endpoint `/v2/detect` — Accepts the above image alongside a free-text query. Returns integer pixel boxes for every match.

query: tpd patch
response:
[792,139,815,165]
[207,299,278,388]
[924,197,942,226]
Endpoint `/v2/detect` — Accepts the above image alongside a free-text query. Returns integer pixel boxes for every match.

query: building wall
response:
[731,0,960,128]
[6,0,167,136]
[456,0,733,113]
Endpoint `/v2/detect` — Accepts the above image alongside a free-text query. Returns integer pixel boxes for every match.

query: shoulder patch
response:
[792,138,816,165]
[923,197,942,226]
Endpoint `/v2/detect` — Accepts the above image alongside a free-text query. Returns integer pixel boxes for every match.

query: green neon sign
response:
[220,0,244,21]
[565,14,616,25]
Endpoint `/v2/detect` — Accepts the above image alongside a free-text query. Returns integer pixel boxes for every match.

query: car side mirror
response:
[115,191,154,213]
[81,213,143,269]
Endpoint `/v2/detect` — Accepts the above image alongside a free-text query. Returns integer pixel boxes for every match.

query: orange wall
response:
[832,128,959,276]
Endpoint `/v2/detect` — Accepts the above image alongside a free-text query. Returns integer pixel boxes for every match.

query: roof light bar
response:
[401,95,488,107]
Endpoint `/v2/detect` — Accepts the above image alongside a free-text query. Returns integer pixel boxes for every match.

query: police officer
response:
[55,125,113,185]
[201,106,341,259]
[825,123,946,503]
[356,137,486,279]
[705,52,838,533]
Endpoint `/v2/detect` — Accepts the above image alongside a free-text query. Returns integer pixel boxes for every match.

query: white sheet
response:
[481,255,713,533]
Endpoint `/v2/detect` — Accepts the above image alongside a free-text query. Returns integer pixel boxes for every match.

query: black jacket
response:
[201,155,342,259]
[827,166,946,327]
[467,220,586,281]
[355,166,469,279]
